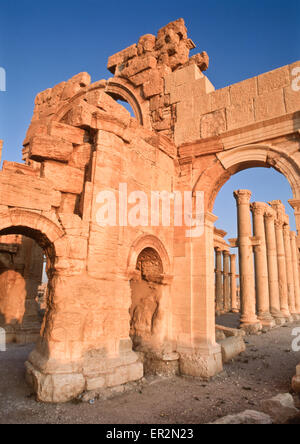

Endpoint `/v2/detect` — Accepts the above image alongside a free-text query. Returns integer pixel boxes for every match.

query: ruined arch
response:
[0,209,66,345]
[193,144,300,213]
[51,77,151,130]
[105,78,150,128]
[0,209,65,261]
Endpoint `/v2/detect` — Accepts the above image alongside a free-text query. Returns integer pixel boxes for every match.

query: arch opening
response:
[0,225,56,346]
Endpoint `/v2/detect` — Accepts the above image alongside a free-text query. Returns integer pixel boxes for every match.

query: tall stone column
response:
[215,248,224,313]
[264,207,286,325]
[290,231,300,316]
[233,190,261,332]
[230,254,238,313]
[269,201,292,321]
[251,202,275,328]
[283,220,297,320]
[223,251,231,312]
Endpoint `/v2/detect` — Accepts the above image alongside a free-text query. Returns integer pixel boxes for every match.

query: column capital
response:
[223,250,230,257]
[275,219,284,229]
[290,231,297,240]
[264,206,276,220]
[233,189,252,205]
[250,202,267,216]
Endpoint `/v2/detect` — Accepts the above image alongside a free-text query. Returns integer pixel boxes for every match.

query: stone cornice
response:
[177,112,300,162]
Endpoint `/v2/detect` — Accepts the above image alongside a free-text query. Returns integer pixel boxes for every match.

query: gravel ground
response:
[0,319,300,424]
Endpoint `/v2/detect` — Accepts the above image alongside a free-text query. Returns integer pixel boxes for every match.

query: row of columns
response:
[233,190,300,330]
[215,250,239,314]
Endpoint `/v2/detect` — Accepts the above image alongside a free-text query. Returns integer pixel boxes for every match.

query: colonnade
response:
[214,248,240,314]
[232,191,300,331]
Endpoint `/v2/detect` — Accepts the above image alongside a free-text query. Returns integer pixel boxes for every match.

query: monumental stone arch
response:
[194,143,300,213]
[0,18,299,401]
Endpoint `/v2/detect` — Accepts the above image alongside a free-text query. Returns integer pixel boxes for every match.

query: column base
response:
[290,313,300,321]
[258,312,276,329]
[179,344,223,380]
[240,321,262,335]
[274,317,287,326]
[284,315,295,323]
[231,309,240,314]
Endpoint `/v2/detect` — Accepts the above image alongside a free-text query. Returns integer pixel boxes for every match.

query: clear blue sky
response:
[0,0,299,239]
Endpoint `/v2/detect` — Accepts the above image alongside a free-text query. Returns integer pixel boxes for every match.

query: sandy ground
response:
[0,318,300,424]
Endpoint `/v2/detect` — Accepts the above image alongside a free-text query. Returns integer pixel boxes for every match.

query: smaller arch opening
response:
[106,82,144,125]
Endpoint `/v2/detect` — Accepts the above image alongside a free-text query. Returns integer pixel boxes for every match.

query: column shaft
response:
[269,200,292,320]
[215,249,224,313]
[283,222,297,319]
[264,207,286,325]
[230,254,238,313]
[290,232,300,315]
[223,251,231,312]
[251,202,275,328]
[234,190,260,331]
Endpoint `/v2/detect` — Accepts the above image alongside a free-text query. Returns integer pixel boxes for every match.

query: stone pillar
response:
[233,190,261,333]
[290,231,300,315]
[283,220,298,320]
[251,202,275,328]
[215,248,224,313]
[269,201,292,321]
[223,251,231,312]
[264,207,286,325]
[230,254,238,313]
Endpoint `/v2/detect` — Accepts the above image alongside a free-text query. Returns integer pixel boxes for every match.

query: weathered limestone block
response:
[85,89,131,123]
[201,110,226,138]
[42,161,85,195]
[28,135,73,162]
[107,44,138,74]
[143,70,164,98]
[26,362,85,403]
[261,393,299,424]
[61,72,91,100]
[48,121,86,145]
[119,55,157,79]
[257,66,290,95]
[0,172,61,211]
[212,410,272,425]
[254,89,286,121]
[215,325,245,338]
[179,346,223,379]
[219,336,246,363]
[69,143,92,170]
[2,161,40,177]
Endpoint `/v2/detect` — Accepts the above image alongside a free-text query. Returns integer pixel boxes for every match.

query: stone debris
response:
[261,393,299,424]
[211,410,273,425]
